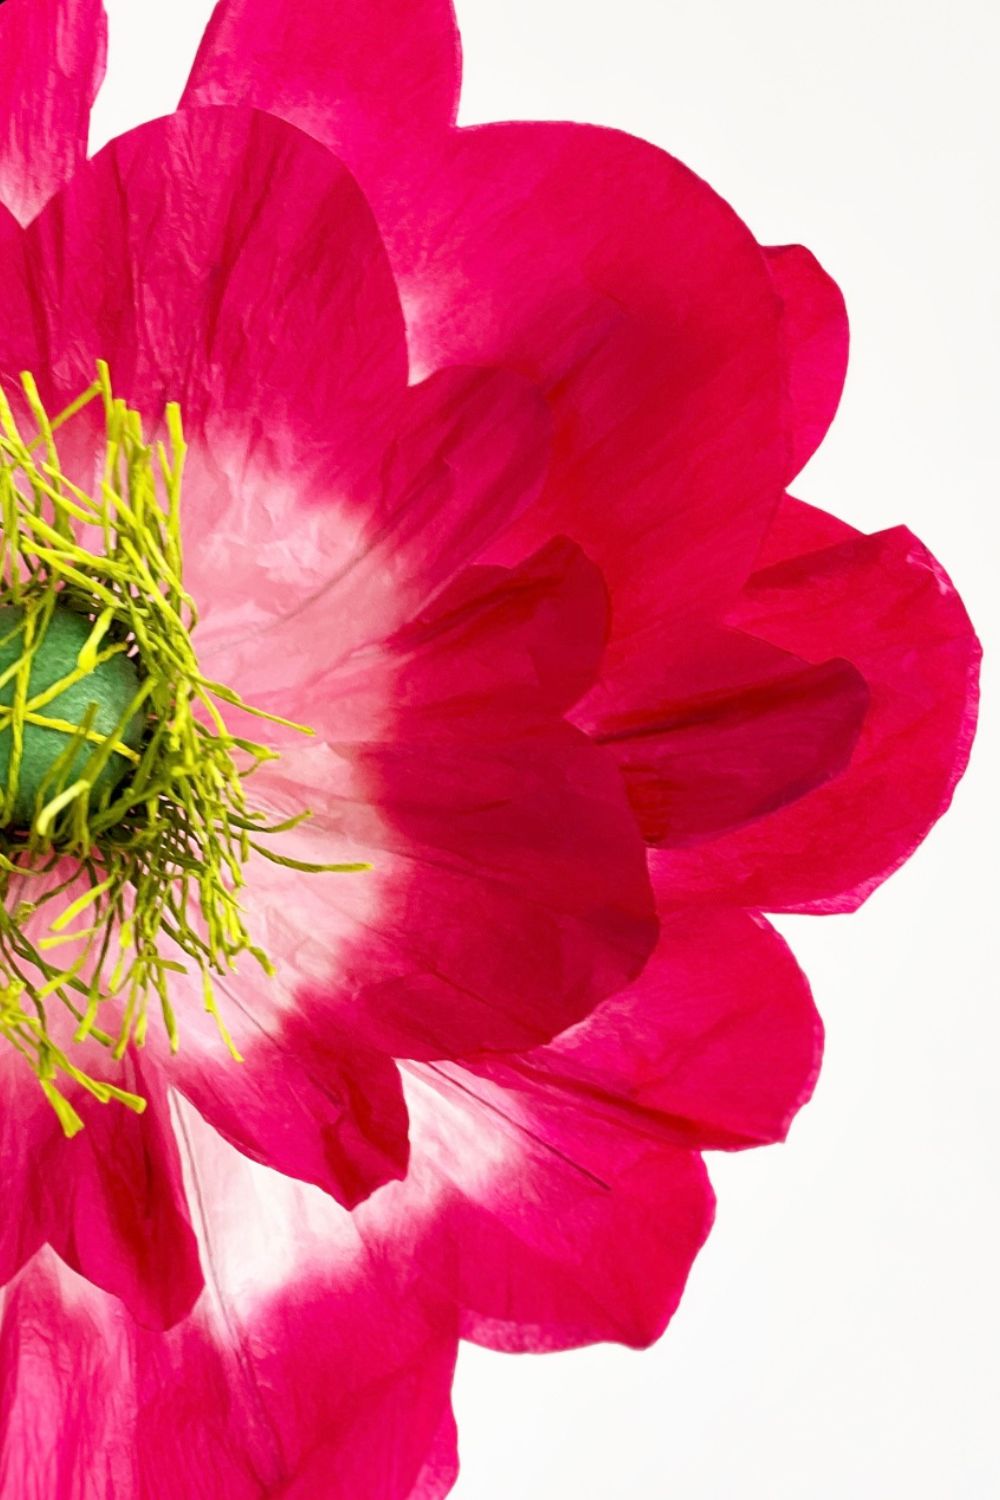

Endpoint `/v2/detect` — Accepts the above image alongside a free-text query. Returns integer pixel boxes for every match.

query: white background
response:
[94,3,999,1496]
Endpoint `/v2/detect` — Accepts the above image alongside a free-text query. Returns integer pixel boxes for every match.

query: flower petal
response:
[185,19,788,670]
[0,1061,52,1285]
[204,364,552,698]
[766,243,849,480]
[582,628,868,846]
[3,105,406,498]
[752,491,858,570]
[369,1062,714,1353]
[657,513,981,910]
[369,122,787,679]
[161,1004,410,1209]
[0,0,107,224]
[0,1105,458,1499]
[186,0,461,169]
[327,726,654,1058]
[234,542,656,1059]
[350,903,815,1356]
[505,904,822,1151]
[0,1050,202,1330]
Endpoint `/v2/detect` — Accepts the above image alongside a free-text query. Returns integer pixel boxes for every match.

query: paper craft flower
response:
[0,1,979,1496]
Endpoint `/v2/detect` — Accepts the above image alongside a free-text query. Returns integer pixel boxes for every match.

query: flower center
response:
[0,364,365,1135]
[0,603,145,826]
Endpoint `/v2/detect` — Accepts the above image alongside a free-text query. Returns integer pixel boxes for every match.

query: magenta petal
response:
[39,1054,201,1330]
[583,628,868,846]
[169,1110,458,1498]
[357,366,553,628]
[338,728,654,1057]
[185,0,461,168]
[0,1062,53,1285]
[0,1032,200,1326]
[0,0,107,224]
[254,543,654,1058]
[753,491,859,570]
[510,904,822,1151]
[0,1112,458,1500]
[163,1006,409,1208]
[409,1409,460,1500]
[384,125,785,667]
[375,910,815,1355]
[185,22,789,673]
[658,517,981,910]
[355,902,816,1356]
[348,535,609,731]
[7,106,406,490]
[0,1050,201,1328]
[223,542,653,1062]
[766,243,849,481]
[212,365,552,705]
[393,1063,713,1353]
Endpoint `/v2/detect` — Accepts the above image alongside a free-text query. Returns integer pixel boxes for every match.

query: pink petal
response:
[161,1004,410,1209]
[753,491,858,570]
[356,907,814,1356]
[204,365,551,701]
[0,1258,142,1497]
[505,904,822,1151]
[331,727,653,1057]
[409,1410,460,1500]
[240,543,655,1058]
[581,627,868,846]
[53,1056,202,1329]
[0,1108,458,1500]
[372,1062,714,1353]
[5,106,406,497]
[311,534,609,741]
[185,19,788,669]
[0,1060,51,1285]
[0,0,107,224]
[0,1050,202,1330]
[341,365,552,644]
[382,124,786,680]
[186,0,461,168]
[765,244,849,480]
[657,515,981,910]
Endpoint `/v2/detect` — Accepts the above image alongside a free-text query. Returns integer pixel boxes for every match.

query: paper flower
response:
[0,1,979,1495]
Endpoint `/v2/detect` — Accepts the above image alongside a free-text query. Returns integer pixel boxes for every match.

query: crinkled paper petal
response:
[579,627,868,846]
[504,903,822,1151]
[336,898,816,1356]
[161,1004,411,1209]
[204,365,552,699]
[384,123,784,659]
[186,0,461,167]
[356,1062,713,1355]
[219,543,655,1060]
[657,507,981,909]
[765,243,849,480]
[753,491,858,569]
[0,1105,458,1499]
[0,106,407,507]
[0,1049,201,1330]
[0,0,107,225]
[185,20,788,666]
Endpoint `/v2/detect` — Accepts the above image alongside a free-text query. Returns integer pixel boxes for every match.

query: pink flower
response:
[0,2,979,1496]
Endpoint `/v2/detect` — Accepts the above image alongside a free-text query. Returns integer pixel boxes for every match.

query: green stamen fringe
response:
[0,364,368,1133]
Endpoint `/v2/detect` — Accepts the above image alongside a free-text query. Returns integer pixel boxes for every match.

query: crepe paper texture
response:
[0,1,979,1496]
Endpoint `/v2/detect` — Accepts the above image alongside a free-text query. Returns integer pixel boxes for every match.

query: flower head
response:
[0,1,980,1496]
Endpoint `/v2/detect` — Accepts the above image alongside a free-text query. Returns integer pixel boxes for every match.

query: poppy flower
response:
[0,1,979,1497]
